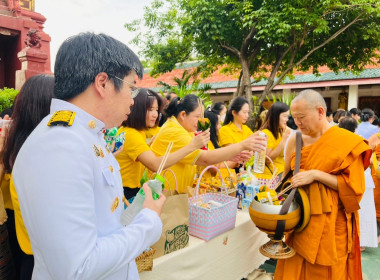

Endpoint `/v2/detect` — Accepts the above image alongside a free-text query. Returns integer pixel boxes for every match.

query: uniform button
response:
[88,120,97,129]
[109,166,113,172]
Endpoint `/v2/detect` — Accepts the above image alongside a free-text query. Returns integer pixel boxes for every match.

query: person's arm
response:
[0,116,10,183]
[266,129,291,160]
[196,132,266,166]
[137,129,210,172]
[291,169,338,191]
[282,133,295,179]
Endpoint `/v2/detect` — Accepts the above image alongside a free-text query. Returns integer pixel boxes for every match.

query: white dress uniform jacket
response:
[13,99,162,280]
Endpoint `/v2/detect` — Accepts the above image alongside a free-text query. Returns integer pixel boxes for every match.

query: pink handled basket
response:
[189,166,238,241]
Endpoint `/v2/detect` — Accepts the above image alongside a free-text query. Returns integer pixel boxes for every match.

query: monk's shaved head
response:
[292,89,327,111]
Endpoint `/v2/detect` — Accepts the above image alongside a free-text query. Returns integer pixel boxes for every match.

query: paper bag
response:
[151,189,189,258]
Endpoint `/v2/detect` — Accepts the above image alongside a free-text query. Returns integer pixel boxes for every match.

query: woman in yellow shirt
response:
[259,102,291,177]
[219,97,254,173]
[2,75,55,278]
[116,89,209,200]
[151,94,267,193]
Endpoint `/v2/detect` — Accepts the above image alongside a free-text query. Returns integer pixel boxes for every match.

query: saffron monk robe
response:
[275,89,371,280]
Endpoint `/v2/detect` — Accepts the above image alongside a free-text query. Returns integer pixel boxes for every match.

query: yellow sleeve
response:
[10,176,33,255]
[121,128,150,161]
[151,124,202,165]
[0,173,13,210]
[219,125,233,147]
[262,129,276,149]
[243,125,253,138]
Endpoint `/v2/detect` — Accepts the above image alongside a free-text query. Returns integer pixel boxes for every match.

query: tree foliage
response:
[157,67,214,107]
[126,0,380,126]
[0,87,19,112]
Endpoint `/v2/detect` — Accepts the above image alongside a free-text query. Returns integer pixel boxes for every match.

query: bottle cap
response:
[153,174,166,185]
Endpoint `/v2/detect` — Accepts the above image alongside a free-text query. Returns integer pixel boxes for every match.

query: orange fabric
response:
[275,126,371,280]
[371,133,380,222]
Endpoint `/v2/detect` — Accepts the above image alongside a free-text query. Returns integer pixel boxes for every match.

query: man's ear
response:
[317,107,325,119]
[94,72,109,98]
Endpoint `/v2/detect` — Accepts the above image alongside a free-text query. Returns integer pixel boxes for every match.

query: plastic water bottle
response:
[121,175,165,226]
[253,132,267,174]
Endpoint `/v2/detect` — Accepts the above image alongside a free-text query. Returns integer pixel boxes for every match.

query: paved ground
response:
[362,245,380,280]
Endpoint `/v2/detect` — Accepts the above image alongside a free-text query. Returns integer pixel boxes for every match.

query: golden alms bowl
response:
[249,195,301,235]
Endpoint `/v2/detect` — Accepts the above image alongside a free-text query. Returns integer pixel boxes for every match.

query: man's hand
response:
[291,170,316,188]
[142,183,166,216]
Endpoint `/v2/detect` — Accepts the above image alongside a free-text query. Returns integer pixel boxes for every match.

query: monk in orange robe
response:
[368,133,380,243]
[275,89,371,280]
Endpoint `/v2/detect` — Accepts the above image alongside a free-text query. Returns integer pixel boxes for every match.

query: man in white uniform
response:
[12,32,165,279]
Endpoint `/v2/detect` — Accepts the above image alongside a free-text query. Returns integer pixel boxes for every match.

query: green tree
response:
[126,0,380,126]
[157,67,214,107]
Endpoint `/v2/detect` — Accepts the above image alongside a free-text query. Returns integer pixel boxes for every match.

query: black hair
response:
[326,111,332,117]
[360,108,375,122]
[286,115,298,130]
[211,102,226,116]
[205,110,220,149]
[3,75,55,173]
[0,106,13,118]
[372,115,380,127]
[54,32,143,100]
[334,110,351,123]
[349,108,361,116]
[223,97,249,125]
[260,102,290,140]
[122,88,163,130]
[165,94,200,118]
[339,116,358,133]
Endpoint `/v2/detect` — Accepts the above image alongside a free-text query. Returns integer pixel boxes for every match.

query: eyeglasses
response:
[110,75,140,98]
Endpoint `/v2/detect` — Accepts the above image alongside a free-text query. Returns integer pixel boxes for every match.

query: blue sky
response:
[35,0,152,70]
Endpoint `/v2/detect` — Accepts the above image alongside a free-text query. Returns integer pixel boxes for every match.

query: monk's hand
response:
[142,183,166,216]
[291,170,316,188]
[241,131,267,152]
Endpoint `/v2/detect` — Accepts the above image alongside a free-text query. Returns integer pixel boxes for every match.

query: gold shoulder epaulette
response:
[47,111,76,127]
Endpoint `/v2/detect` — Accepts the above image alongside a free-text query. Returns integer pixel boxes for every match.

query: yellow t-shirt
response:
[145,126,160,139]
[219,122,253,147]
[10,175,32,255]
[115,127,151,189]
[151,117,203,193]
[0,173,13,210]
[262,128,285,176]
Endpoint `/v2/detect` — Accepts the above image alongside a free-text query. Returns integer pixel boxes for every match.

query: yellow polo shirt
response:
[115,127,151,188]
[151,117,203,193]
[219,122,253,147]
[262,129,285,176]
[10,176,32,255]
[145,126,160,139]
[0,173,13,210]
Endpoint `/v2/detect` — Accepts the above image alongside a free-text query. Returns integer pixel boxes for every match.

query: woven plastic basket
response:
[189,166,238,241]
[135,248,156,273]
[251,155,280,189]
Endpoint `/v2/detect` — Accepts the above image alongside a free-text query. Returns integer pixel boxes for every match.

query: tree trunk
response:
[240,58,256,130]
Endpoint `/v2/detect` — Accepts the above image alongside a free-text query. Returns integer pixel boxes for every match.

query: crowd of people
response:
[0,32,379,280]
